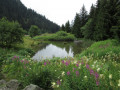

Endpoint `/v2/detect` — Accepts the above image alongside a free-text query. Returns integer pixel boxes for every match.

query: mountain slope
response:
[0,0,60,33]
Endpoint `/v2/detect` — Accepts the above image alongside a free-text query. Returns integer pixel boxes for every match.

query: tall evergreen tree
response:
[72,13,82,38]
[65,21,71,33]
[61,24,65,31]
[80,5,88,27]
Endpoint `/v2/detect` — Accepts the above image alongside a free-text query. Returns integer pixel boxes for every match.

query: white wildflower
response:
[61,71,65,76]
[109,74,112,79]
[97,68,100,72]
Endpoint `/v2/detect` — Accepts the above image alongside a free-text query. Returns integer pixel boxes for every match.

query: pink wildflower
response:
[86,64,89,69]
[62,60,64,64]
[76,71,79,76]
[73,68,76,72]
[89,69,94,75]
[95,72,99,79]
[96,80,99,86]
[67,71,70,75]
[76,64,79,67]
[65,61,69,66]
[57,80,61,85]
[44,62,47,66]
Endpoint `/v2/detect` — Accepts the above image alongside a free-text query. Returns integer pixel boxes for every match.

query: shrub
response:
[0,17,25,47]
[29,25,40,37]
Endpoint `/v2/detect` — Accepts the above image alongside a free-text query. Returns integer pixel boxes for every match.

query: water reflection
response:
[32,44,73,61]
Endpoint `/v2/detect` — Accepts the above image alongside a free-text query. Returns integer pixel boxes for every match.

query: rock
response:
[23,84,44,90]
[6,79,21,90]
[0,79,7,90]
[0,79,6,85]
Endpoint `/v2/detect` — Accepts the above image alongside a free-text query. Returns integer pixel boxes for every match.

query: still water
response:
[32,41,91,61]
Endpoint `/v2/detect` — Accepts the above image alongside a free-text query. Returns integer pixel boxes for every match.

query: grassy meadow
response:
[0,36,120,89]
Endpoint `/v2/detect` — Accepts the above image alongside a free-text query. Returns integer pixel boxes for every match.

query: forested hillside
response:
[62,0,120,41]
[0,0,60,33]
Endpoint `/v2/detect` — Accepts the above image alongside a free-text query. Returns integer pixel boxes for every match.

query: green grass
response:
[33,31,75,41]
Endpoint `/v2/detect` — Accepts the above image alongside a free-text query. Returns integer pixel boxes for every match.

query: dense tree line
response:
[61,0,120,41]
[0,0,60,33]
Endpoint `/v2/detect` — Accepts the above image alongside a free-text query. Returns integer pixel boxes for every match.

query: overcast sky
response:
[21,0,97,26]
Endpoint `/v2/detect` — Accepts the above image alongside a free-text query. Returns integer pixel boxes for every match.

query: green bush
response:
[34,31,75,41]
[29,25,40,38]
[0,17,25,47]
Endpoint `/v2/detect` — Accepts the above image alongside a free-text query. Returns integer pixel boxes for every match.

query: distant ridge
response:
[0,0,60,33]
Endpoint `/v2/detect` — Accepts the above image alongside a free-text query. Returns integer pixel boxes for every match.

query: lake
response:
[32,41,92,61]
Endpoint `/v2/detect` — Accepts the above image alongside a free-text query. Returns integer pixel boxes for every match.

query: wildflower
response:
[51,82,56,88]
[76,64,79,67]
[76,71,79,76]
[62,60,64,64]
[14,56,17,58]
[44,62,47,66]
[57,80,61,85]
[67,71,70,75]
[110,81,113,86]
[74,60,77,64]
[55,70,57,72]
[61,71,65,76]
[84,76,87,79]
[89,69,94,75]
[92,65,95,68]
[95,72,99,79]
[109,74,112,79]
[97,68,100,72]
[21,60,24,63]
[86,64,89,69]
[100,74,104,79]
[56,85,59,87]
[96,81,99,86]
[73,68,76,72]
[65,61,69,66]
[118,79,120,86]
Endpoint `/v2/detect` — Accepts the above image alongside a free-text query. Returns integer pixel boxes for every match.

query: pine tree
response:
[72,13,82,38]
[65,21,71,33]
[80,5,88,27]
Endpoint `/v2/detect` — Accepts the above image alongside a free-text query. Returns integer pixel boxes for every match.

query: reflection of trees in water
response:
[32,43,49,52]
[51,41,83,56]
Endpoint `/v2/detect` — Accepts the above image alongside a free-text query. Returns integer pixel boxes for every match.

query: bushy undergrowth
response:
[33,31,75,41]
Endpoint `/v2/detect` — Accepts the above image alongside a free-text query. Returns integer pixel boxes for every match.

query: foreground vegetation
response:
[0,39,120,89]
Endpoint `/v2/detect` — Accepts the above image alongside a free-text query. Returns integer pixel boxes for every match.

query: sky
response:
[21,0,97,26]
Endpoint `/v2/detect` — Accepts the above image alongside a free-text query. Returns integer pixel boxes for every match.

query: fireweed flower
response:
[57,80,61,85]
[67,71,70,75]
[96,80,99,86]
[95,72,99,79]
[76,64,79,67]
[86,64,89,69]
[44,62,47,66]
[73,68,76,72]
[76,71,79,76]
[62,60,64,64]
[89,69,94,75]
[65,61,69,66]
